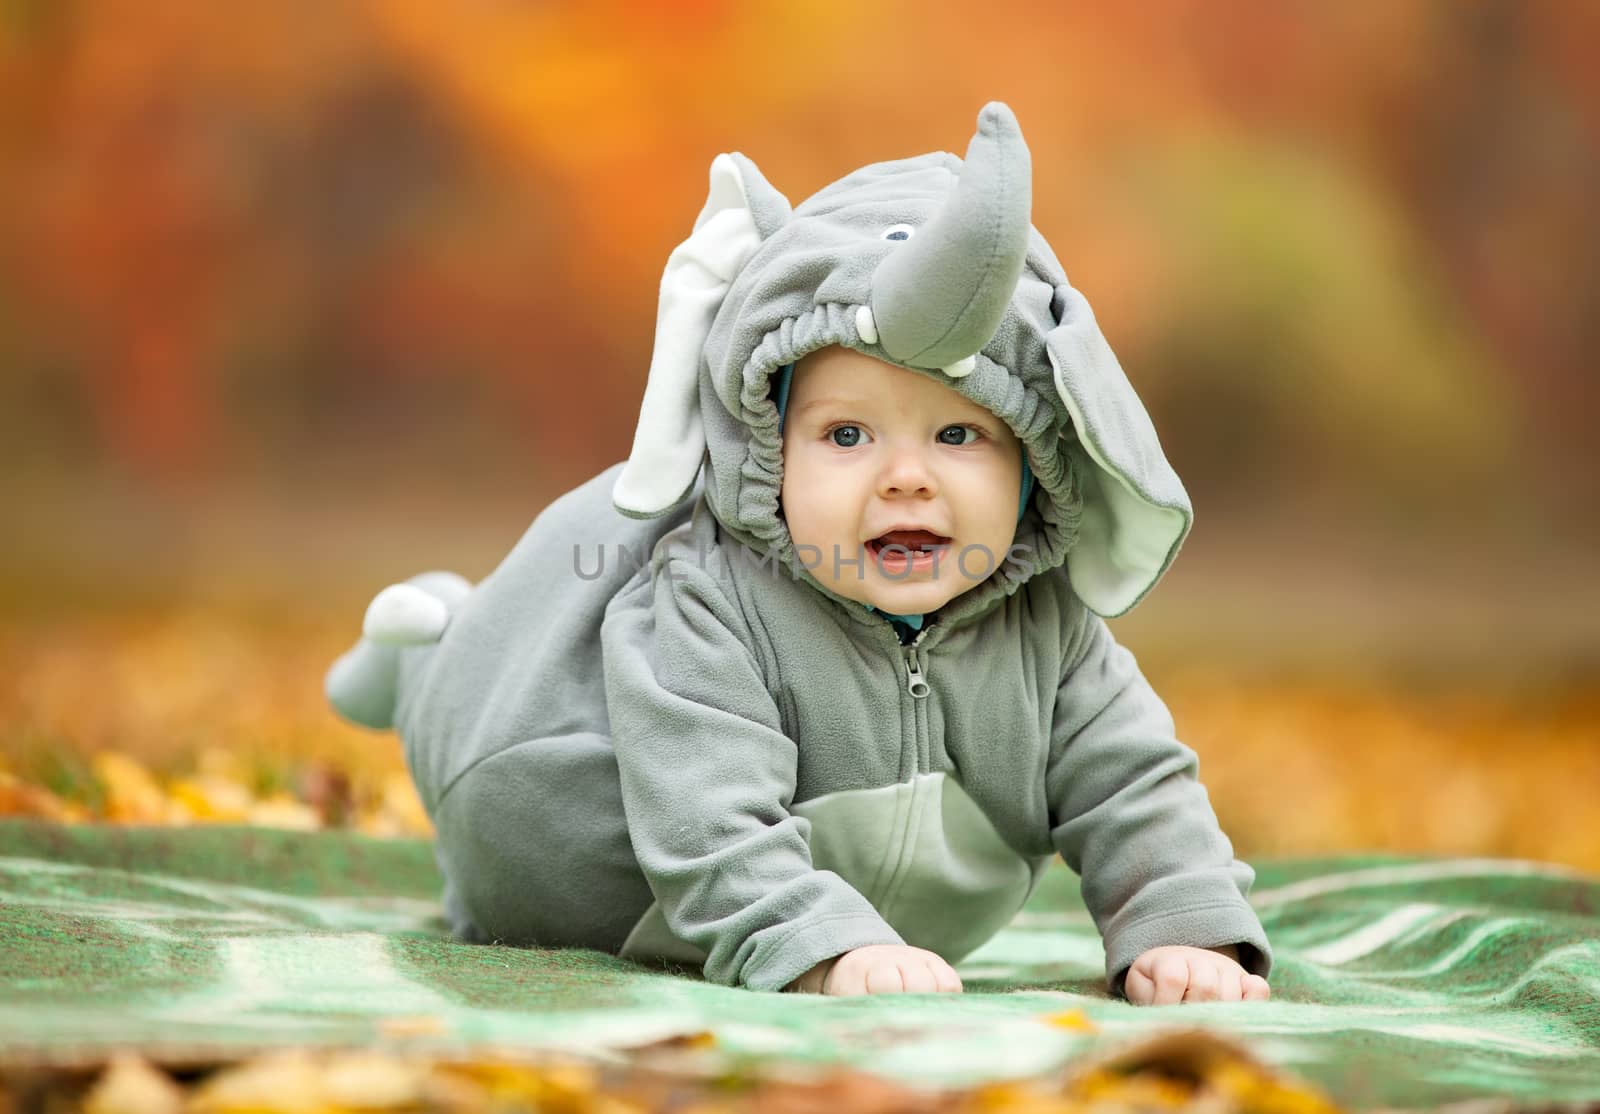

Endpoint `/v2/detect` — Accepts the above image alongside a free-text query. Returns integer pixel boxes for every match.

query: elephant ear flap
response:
[1044,282,1193,617]
[613,154,779,518]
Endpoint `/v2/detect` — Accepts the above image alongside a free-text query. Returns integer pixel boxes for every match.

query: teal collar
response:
[866,607,924,631]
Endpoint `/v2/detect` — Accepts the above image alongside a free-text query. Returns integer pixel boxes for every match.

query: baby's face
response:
[780,346,1023,616]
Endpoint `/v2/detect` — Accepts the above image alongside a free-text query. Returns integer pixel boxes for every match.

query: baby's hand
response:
[1124,945,1270,1005]
[784,944,963,996]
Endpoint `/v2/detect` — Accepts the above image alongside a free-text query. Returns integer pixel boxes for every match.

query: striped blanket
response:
[0,820,1596,1109]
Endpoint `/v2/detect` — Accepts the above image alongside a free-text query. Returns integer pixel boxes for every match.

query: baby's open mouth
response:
[866,530,952,558]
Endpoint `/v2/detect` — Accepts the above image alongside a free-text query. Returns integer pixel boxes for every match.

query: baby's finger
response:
[864,962,907,994]
[898,960,939,995]
[1124,965,1155,1006]
[1243,974,1271,1001]
[823,957,867,996]
[932,955,963,994]
[1217,965,1244,1002]
[934,962,963,994]
[1152,953,1190,1006]
[1184,959,1220,1002]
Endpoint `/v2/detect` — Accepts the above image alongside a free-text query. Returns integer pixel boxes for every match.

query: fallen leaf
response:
[379,1014,448,1038]
[1037,1009,1097,1032]
[320,1051,428,1108]
[82,1054,185,1114]
[245,793,322,831]
[168,775,254,822]
[92,752,179,825]
[188,1050,325,1114]
[0,771,87,822]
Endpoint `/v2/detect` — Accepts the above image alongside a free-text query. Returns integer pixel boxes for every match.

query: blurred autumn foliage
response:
[0,604,432,836]
[8,1028,1347,1114]
[3,0,1597,516]
[3,601,1597,871]
[1,2,1596,863]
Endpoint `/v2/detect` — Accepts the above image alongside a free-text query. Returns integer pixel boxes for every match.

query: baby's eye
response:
[828,424,865,448]
[937,425,980,446]
[882,223,916,242]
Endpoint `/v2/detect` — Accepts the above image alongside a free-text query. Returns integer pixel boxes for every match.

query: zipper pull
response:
[903,646,930,699]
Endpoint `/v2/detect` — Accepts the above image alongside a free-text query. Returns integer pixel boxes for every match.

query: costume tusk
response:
[855,304,879,346]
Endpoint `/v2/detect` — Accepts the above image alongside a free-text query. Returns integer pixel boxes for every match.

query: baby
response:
[326,102,1272,1005]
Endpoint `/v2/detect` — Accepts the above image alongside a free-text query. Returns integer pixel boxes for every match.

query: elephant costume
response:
[326,103,1272,996]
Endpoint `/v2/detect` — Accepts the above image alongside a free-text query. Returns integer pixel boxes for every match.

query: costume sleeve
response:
[1045,606,1272,997]
[601,560,905,991]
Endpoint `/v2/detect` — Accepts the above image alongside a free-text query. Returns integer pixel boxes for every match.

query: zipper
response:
[901,626,932,699]
[863,606,936,698]
[903,646,929,698]
[870,614,933,782]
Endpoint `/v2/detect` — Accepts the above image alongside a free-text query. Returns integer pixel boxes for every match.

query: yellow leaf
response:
[83,1053,184,1114]
[378,1014,447,1038]
[246,793,322,831]
[320,1051,427,1108]
[92,752,171,824]
[188,1050,323,1114]
[1039,1008,1098,1032]
[169,775,253,822]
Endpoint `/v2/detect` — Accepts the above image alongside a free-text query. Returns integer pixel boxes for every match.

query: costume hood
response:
[613,102,1190,620]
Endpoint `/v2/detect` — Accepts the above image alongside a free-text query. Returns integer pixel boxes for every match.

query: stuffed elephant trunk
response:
[870,102,1033,369]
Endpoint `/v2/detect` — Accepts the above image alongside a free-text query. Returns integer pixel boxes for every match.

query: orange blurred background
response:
[2,1,1596,863]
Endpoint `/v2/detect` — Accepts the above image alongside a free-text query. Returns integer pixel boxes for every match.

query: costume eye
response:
[882,223,916,242]
[937,425,980,446]
[828,424,865,448]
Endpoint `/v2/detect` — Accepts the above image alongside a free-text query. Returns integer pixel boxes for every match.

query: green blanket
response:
[1,820,1596,1109]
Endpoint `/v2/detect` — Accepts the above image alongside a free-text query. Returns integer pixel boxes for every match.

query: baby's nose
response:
[878,446,938,497]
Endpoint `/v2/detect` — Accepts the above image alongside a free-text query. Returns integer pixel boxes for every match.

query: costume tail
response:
[325,570,473,730]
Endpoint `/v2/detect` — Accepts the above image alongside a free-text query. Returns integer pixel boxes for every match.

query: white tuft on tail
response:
[364,583,450,646]
[326,571,471,731]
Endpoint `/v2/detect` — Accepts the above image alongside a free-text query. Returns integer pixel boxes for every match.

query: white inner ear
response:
[1046,287,1189,617]
[614,157,764,516]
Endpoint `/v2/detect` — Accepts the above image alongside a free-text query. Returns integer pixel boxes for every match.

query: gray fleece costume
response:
[327,103,1272,997]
